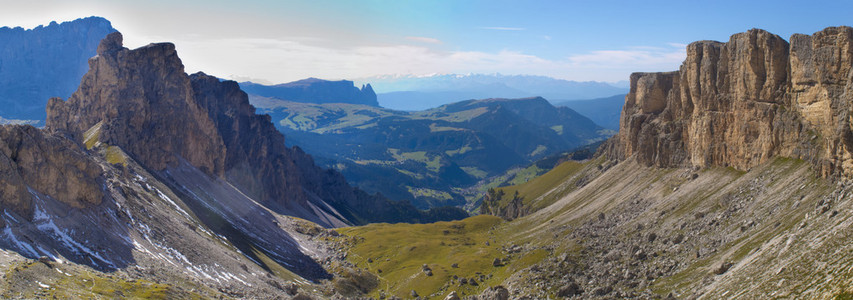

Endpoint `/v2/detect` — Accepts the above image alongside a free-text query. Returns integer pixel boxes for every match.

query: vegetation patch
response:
[407,186,454,202]
[460,166,488,179]
[529,145,548,157]
[550,125,563,135]
[0,261,204,299]
[335,215,549,298]
[445,146,473,156]
[497,159,588,210]
[105,146,128,166]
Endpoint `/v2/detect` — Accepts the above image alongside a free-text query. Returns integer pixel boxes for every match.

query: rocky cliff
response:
[611,26,853,177]
[240,78,379,106]
[47,32,226,176]
[0,16,115,123]
[0,125,103,219]
[47,32,464,227]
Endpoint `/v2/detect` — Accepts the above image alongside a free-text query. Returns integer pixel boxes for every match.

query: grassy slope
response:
[0,259,211,299]
[334,158,604,298]
[337,156,853,298]
[495,156,604,212]
[336,215,551,299]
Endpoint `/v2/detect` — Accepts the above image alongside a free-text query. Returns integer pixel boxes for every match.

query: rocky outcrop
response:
[240,78,379,106]
[611,27,853,177]
[480,189,527,220]
[468,286,509,300]
[0,16,115,123]
[47,32,226,176]
[46,32,350,225]
[46,32,464,227]
[0,125,103,219]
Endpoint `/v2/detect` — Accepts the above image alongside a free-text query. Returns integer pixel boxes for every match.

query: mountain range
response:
[240,78,378,106]
[556,94,626,130]
[0,17,849,300]
[252,96,611,209]
[355,73,628,111]
[0,16,115,125]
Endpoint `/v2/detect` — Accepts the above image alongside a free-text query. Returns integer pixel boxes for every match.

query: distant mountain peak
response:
[240,78,379,106]
[0,16,112,31]
[0,16,116,123]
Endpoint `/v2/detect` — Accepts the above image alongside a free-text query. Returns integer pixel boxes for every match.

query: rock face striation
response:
[240,78,379,106]
[610,26,853,177]
[0,125,103,219]
[0,16,116,123]
[47,32,464,227]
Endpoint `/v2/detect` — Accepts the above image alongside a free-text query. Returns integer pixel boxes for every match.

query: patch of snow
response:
[132,240,153,255]
[36,245,57,260]
[154,188,191,220]
[223,271,249,286]
[3,210,19,224]
[35,216,116,269]
[1,227,38,257]
[31,204,49,222]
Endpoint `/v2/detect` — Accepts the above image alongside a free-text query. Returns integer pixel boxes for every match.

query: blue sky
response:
[2,0,852,84]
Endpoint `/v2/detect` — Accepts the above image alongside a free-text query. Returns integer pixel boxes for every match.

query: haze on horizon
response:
[2,0,851,86]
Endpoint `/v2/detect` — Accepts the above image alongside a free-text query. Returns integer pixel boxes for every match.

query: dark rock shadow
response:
[0,189,135,272]
[158,164,331,282]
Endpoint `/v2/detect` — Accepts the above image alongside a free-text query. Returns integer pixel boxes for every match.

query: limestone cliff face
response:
[47,32,226,176]
[0,125,103,219]
[612,27,853,177]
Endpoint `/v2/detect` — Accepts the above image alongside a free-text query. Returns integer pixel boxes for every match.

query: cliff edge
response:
[610,27,853,177]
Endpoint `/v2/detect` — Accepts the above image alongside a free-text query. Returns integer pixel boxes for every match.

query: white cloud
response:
[405,36,442,44]
[568,48,685,67]
[164,36,685,84]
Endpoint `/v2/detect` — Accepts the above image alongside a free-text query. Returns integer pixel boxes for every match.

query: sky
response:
[2,0,852,85]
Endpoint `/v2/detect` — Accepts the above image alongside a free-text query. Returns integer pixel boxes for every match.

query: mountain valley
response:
[0,14,850,300]
[253,96,611,209]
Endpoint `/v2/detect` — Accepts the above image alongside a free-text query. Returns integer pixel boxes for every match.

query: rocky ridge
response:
[0,16,115,123]
[47,32,463,227]
[610,26,853,177]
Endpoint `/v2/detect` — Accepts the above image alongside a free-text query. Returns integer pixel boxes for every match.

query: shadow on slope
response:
[0,190,135,272]
[158,162,331,282]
